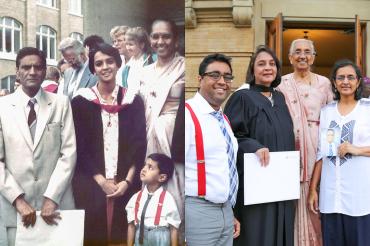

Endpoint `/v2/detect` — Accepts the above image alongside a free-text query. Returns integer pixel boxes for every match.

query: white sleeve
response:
[125,192,138,223]
[164,191,181,229]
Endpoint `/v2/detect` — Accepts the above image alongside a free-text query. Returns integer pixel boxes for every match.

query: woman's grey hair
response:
[289,38,316,55]
[58,37,84,55]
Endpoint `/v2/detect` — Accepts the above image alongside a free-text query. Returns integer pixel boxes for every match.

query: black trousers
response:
[321,213,370,246]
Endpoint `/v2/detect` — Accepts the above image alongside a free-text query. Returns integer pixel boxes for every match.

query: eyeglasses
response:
[202,71,234,83]
[292,50,315,56]
[336,75,357,82]
[150,33,173,40]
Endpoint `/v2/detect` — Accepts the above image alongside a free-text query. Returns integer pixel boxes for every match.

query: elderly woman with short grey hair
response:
[277,39,333,245]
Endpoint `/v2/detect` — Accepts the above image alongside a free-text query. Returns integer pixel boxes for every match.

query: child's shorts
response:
[135,226,170,246]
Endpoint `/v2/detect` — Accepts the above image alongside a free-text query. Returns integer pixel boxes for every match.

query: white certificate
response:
[15,210,85,246]
[244,151,300,205]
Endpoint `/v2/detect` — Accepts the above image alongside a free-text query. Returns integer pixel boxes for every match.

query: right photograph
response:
[184,1,370,246]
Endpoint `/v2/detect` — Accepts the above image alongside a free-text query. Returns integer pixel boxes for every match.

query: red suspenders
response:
[185,102,206,197]
[185,102,232,198]
[134,189,167,225]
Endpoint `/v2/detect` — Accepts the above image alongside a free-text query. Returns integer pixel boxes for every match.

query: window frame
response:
[36,25,57,64]
[0,17,22,60]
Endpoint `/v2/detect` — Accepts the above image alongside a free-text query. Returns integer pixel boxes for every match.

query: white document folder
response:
[15,210,85,246]
[244,151,300,205]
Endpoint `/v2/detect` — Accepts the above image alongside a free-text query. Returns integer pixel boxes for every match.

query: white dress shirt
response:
[185,92,238,204]
[19,87,42,120]
[126,185,181,228]
[318,99,370,216]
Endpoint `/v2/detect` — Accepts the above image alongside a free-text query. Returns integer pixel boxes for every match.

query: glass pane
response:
[49,29,56,37]
[36,35,40,50]
[1,78,8,89]
[50,37,55,59]
[42,36,48,56]
[14,30,20,52]
[5,28,11,52]
[14,21,20,29]
[0,28,2,52]
[4,18,12,27]
[41,26,47,34]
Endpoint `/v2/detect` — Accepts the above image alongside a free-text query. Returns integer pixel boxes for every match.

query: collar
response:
[250,84,274,93]
[193,92,223,115]
[143,185,164,196]
[91,84,119,105]
[18,87,42,107]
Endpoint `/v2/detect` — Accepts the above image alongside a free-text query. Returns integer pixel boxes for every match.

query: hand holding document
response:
[244,151,300,205]
[15,210,85,246]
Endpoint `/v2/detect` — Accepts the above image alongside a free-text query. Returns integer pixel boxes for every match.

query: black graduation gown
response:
[224,85,296,246]
[71,89,146,246]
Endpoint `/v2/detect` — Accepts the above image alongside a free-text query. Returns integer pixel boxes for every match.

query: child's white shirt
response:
[126,185,181,228]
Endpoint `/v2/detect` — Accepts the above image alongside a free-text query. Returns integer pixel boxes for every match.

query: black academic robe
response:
[71,89,146,246]
[224,85,296,246]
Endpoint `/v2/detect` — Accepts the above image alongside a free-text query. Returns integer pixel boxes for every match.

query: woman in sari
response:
[277,39,333,246]
[140,18,185,243]
[71,43,146,245]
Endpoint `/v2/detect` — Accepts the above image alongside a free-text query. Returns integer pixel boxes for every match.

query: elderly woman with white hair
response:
[277,39,333,246]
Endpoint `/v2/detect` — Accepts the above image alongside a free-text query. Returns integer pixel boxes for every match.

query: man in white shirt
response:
[58,37,97,99]
[185,53,240,245]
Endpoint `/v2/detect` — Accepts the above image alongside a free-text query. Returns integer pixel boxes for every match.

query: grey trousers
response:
[185,196,234,246]
[0,219,8,246]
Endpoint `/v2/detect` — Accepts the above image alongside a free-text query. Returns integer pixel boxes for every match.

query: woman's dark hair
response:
[151,18,178,41]
[88,42,122,74]
[330,59,363,100]
[246,45,281,88]
[147,153,174,184]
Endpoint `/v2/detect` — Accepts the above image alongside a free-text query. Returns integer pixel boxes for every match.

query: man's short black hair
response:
[147,153,174,184]
[16,47,47,69]
[83,35,105,52]
[198,53,232,76]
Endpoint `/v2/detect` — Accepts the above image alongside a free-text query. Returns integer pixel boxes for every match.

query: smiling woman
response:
[277,38,333,246]
[71,43,147,245]
[224,45,296,246]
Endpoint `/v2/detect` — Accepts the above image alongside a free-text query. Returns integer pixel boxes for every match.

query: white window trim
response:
[0,17,22,55]
[36,25,57,61]
[68,0,82,16]
[36,0,58,10]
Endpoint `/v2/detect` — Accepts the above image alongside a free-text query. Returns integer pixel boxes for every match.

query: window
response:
[70,32,83,43]
[0,17,22,55]
[1,75,16,93]
[36,25,56,60]
[38,0,56,8]
[69,0,81,15]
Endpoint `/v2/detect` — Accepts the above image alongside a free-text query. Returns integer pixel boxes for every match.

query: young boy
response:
[126,153,180,246]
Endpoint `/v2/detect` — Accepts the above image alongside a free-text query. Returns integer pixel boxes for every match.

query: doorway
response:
[267,14,366,77]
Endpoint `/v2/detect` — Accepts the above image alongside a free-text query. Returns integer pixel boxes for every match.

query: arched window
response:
[36,25,56,60]
[70,32,84,43]
[0,17,22,55]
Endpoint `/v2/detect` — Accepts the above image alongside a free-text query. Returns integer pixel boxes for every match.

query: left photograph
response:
[0,1,185,245]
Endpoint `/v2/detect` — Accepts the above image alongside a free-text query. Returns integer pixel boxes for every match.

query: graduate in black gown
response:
[224,45,296,246]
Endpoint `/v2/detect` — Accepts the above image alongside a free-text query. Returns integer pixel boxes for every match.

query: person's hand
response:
[41,197,61,225]
[14,196,36,228]
[233,217,240,238]
[106,180,129,198]
[338,141,359,158]
[100,179,118,195]
[255,147,270,166]
[307,189,319,214]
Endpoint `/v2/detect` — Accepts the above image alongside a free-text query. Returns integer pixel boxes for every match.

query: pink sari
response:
[278,73,333,246]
